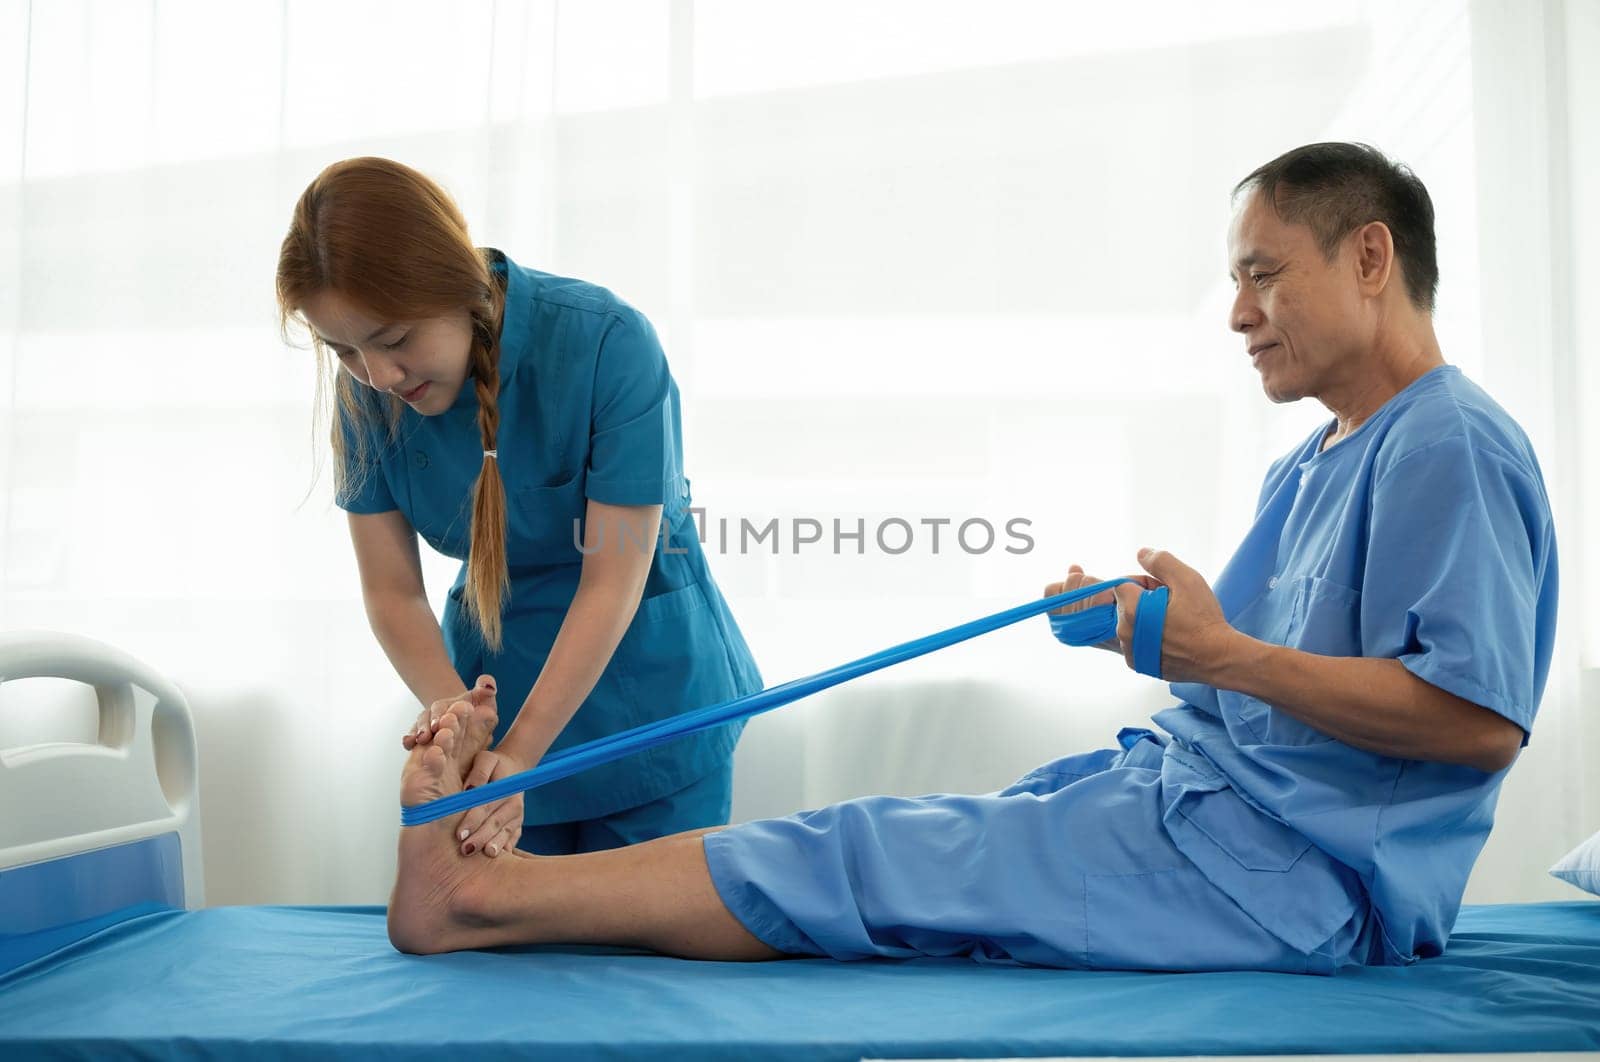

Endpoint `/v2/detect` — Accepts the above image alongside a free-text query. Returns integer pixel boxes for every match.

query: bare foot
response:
[436,681,498,782]
[388,717,512,954]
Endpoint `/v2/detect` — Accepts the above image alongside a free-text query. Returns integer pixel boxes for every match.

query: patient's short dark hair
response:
[1234,142,1438,312]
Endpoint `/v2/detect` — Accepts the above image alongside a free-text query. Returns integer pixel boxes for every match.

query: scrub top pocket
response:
[634,580,707,625]
[614,582,744,723]
[509,472,587,563]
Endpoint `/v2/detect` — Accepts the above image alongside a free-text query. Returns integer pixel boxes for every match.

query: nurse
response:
[276,157,762,858]
[383,142,1556,973]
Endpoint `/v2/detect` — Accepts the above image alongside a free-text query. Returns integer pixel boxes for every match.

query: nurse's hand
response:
[1109,548,1235,684]
[1046,564,1157,652]
[454,746,531,858]
[405,677,498,750]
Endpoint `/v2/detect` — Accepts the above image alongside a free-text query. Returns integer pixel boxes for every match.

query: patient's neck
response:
[1318,317,1444,450]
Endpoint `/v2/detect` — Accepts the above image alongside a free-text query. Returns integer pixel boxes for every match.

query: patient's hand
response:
[1111,548,1234,684]
[1046,564,1156,653]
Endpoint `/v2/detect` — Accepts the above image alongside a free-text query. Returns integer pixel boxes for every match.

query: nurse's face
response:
[299,289,474,415]
[1226,188,1367,404]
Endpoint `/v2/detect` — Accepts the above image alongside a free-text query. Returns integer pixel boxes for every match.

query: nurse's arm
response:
[349,510,481,709]
[1211,644,1524,774]
[494,500,663,767]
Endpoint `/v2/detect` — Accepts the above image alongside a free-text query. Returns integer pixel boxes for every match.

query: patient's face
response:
[299,289,474,415]
[1226,189,1369,405]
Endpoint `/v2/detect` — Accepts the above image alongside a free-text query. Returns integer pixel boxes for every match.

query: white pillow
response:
[1550,830,1600,896]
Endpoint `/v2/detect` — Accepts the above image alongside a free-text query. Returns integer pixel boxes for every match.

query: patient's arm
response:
[1214,642,1523,773]
[1117,547,1523,774]
[1113,546,1523,770]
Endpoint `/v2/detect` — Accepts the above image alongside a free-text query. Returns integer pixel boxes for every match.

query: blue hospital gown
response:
[704,365,1557,971]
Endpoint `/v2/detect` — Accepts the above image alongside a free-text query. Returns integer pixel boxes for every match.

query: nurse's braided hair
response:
[275,157,513,652]
[464,293,511,651]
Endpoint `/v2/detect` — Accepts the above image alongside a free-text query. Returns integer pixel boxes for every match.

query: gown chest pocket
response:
[1286,575,1363,657]
[508,471,588,565]
[1236,575,1362,746]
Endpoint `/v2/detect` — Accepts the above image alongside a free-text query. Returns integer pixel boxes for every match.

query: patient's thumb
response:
[1137,547,1194,588]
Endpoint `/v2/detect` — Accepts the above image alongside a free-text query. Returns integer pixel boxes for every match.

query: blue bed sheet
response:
[2,902,1597,1060]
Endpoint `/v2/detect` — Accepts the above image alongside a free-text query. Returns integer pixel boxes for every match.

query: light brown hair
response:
[276,157,512,650]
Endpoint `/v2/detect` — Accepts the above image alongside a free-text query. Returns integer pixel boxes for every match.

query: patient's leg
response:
[388,713,781,961]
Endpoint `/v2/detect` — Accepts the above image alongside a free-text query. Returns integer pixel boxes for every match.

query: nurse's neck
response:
[1318,315,1446,452]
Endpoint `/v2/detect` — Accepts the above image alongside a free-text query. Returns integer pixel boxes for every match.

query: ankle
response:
[448,863,505,927]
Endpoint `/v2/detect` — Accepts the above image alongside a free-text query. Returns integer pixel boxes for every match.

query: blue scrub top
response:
[1154,365,1557,963]
[335,251,762,824]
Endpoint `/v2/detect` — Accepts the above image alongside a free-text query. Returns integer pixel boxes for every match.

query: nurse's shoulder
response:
[520,266,621,316]
[506,261,663,372]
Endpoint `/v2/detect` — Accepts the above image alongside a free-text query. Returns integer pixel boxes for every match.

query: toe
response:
[422,742,447,779]
[434,720,458,759]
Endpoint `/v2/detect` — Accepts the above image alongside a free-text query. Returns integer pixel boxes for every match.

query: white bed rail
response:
[0,630,204,907]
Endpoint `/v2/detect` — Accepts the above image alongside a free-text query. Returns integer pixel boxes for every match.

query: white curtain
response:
[0,0,1593,906]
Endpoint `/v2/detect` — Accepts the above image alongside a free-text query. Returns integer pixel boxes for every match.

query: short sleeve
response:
[1360,436,1553,737]
[333,395,398,514]
[584,308,681,508]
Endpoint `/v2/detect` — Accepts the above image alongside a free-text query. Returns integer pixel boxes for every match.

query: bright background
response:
[1,0,1596,908]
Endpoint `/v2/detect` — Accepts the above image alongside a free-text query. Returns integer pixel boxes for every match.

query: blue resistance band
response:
[401,579,1169,826]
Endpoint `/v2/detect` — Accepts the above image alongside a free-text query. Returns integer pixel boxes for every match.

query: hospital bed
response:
[1,631,1597,1062]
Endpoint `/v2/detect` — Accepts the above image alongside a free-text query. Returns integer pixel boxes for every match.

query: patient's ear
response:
[1353,221,1395,299]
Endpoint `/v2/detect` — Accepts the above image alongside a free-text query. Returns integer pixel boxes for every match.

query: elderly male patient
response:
[387,142,1557,974]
